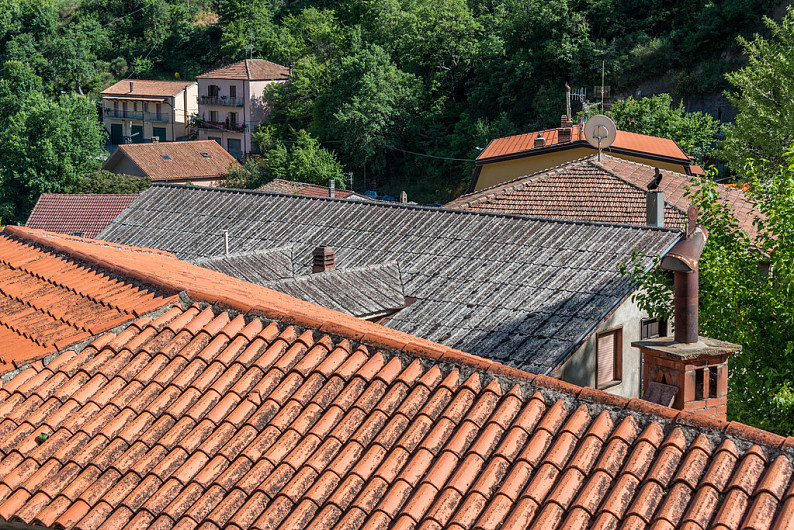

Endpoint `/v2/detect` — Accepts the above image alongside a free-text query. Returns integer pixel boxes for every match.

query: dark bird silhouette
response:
[647,168,663,190]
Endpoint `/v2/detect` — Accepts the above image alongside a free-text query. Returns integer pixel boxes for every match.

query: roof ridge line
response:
[148,183,682,234]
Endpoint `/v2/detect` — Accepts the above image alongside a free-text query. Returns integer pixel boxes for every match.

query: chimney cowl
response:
[312,245,335,273]
[534,133,546,148]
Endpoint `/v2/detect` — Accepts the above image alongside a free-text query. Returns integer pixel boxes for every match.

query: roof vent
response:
[200,152,211,158]
[312,246,335,273]
[534,133,546,148]
[161,154,171,160]
[328,179,335,199]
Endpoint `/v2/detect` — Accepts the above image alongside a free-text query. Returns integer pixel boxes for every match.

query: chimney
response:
[632,206,740,421]
[646,191,665,227]
[328,179,335,199]
[400,191,407,204]
[312,246,335,273]
[558,127,572,143]
[152,136,159,144]
[534,133,546,148]
[129,81,134,93]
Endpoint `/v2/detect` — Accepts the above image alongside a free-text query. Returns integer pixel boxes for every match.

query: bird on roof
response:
[647,168,663,190]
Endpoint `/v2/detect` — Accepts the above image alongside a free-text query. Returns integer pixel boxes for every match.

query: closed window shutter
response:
[597,332,615,387]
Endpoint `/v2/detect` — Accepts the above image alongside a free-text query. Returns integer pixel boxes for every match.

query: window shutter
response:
[597,332,615,387]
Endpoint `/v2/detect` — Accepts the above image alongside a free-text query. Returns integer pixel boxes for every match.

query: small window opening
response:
[709,367,718,398]
[695,368,705,400]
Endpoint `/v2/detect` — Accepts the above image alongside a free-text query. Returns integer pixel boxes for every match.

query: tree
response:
[721,6,794,175]
[287,129,346,189]
[622,155,794,436]
[0,62,107,224]
[64,170,150,194]
[600,93,719,160]
[315,44,421,176]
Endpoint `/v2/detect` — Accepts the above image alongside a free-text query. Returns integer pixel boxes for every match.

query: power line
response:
[0,4,152,74]
[398,149,476,162]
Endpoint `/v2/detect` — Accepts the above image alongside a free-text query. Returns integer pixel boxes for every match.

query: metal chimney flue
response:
[646,191,665,227]
[660,206,707,343]
[328,179,335,199]
[129,81,134,93]
[312,246,335,273]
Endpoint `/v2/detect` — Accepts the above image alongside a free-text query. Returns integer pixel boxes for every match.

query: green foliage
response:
[63,170,150,194]
[315,44,421,174]
[229,127,345,190]
[721,6,794,176]
[597,93,719,160]
[0,62,107,223]
[622,157,794,436]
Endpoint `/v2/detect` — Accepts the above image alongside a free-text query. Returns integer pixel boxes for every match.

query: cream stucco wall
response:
[552,294,649,399]
[474,148,689,191]
[196,78,285,156]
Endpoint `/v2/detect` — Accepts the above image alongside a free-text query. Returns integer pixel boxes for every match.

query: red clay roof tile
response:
[0,226,792,529]
[25,194,139,239]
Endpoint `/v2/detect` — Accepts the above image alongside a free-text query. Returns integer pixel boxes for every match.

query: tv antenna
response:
[583,115,616,161]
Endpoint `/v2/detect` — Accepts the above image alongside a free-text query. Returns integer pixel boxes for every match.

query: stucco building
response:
[101,79,198,144]
[195,59,290,158]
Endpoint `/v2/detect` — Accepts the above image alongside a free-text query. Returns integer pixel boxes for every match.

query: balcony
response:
[104,108,169,123]
[194,118,246,133]
[199,96,244,107]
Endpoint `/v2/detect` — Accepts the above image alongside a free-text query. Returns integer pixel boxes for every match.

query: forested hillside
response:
[0,0,781,201]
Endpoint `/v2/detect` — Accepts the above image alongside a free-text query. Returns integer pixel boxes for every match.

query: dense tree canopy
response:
[721,6,794,176]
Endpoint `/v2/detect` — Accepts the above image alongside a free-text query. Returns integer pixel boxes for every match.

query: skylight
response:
[161,155,171,160]
[200,152,211,158]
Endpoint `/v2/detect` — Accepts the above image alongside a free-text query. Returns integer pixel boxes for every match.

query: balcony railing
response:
[199,96,244,107]
[194,118,246,133]
[104,108,169,122]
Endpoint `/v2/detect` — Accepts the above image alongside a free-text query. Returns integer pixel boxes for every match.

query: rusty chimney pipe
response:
[312,246,335,273]
[660,206,707,344]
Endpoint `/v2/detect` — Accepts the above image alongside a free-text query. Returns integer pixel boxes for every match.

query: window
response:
[228,112,238,126]
[156,104,162,120]
[640,318,668,340]
[122,102,128,118]
[209,110,218,122]
[596,328,622,389]
[133,102,137,112]
[113,101,119,115]
[229,85,237,98]
[208,84,220,97]
[144,103,148,113]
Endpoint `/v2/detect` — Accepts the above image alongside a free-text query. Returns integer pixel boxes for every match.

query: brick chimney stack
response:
[633,206,741,421]
[312,246,335,273]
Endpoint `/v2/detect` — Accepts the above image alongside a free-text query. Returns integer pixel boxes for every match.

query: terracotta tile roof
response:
[0,226,792,530]
[257,179,372,200]
[448,155,762,239]
[98,185,681,375]
[101,79,196,98]
[25,194,140,239]
[0,230,179,375]
[597,155,760,239]
[197,59,290,81]
[102,141,242,183]
[478,127,690,163]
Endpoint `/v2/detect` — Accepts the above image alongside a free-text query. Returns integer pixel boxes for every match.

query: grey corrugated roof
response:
[265,262,406,318]
[99,184,681,374]
[191,246,295,283]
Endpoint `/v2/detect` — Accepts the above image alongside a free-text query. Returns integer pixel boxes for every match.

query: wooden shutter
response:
[597,332,615,387]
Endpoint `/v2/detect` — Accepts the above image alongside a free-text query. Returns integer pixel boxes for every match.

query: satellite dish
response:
[583,115,617,160]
